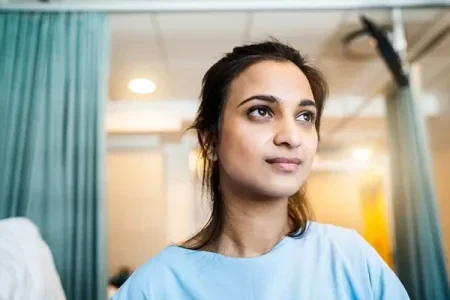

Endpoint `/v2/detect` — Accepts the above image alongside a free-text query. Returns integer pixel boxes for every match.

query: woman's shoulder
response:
[111,246,183,299]
[299,222,392,278]
[301,222,409,299]
[303,221,366,245]
[302,221,381,262]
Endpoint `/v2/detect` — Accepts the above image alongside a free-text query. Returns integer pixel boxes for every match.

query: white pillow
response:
[0,217,67,300]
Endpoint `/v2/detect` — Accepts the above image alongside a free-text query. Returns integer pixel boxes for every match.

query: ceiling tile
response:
[250,11,344,41]
[402,8,443,23]
[109,14,162,65]
[421,32,450,58]
[156,12,247,40]
[163,38,242,61]
[110,38,162,66]
[420,59,450,92]
[318,58,388,98]
[110,13,154,40]
[165,58,217,100]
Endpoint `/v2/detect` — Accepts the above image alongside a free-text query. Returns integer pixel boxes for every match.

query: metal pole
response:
[0,0,449,13]
[391,8,410,76]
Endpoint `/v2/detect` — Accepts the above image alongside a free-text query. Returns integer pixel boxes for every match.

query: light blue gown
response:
[112,222,410,299]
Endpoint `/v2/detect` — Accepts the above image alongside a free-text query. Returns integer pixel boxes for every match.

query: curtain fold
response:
[0,12,109,300]
[386,83,450,300]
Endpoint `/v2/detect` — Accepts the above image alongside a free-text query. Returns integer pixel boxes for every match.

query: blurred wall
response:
[428,97,450,274]
[307,171,365,233]
[432,139,450,274]
[107,151,166,276]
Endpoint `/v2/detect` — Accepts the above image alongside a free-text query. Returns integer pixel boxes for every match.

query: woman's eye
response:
[297,112,316,123]
[249,107,272,118]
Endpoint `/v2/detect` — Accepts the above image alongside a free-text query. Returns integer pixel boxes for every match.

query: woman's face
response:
[217,60,318,199]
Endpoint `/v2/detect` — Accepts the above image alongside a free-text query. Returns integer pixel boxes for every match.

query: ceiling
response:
[108,8,448,101]
[106,7,450,154]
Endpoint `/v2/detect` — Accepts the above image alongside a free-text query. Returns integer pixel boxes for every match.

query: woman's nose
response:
[273,118,301,149]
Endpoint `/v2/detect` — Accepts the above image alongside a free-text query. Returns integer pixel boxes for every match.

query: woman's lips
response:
[265,157,302,172]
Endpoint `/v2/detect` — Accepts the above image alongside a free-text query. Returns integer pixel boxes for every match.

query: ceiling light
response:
[128,78,156,94]
[352,148,373,161]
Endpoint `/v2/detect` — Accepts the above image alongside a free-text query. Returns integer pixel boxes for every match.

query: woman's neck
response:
[210,190,291,258]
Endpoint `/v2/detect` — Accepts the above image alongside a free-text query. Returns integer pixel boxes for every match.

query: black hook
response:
[360,15,409,88]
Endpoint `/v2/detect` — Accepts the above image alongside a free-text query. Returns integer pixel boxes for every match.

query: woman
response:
[112,40,409,299]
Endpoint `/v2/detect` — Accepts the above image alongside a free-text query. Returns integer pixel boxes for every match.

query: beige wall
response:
[428,101,450,274]
[433,148,450,274]
[306,144,450,277]
[107,151,166,276]
[307,171,365,234]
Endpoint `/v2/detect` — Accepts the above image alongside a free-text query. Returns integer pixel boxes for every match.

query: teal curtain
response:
[0,12,109,300]
[386,83,450,299]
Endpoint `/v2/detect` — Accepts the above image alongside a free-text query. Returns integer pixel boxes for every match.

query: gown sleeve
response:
[111,259,163,300]
[351,231,411,300]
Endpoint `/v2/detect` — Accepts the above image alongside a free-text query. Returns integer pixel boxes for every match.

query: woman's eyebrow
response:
[299,99,316,108]
[238,94,316,108]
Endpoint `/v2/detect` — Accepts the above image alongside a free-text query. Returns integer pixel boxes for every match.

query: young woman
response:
[112,40,410,299]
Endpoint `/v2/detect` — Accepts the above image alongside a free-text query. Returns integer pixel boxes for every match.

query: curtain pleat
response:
[386,85,450,300]
[0,12,109,300]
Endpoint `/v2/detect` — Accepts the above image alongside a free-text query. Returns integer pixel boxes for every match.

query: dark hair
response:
[184,39,328,250]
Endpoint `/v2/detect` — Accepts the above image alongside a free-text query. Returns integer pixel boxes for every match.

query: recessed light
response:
[352,148,373,161]
[128,78,156,94]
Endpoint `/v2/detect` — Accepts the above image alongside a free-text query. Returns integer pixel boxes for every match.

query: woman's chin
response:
[258,182,303,199]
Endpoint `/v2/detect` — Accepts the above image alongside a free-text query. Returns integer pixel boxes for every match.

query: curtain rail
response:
[1,0,449,13]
